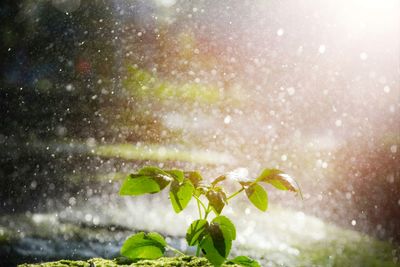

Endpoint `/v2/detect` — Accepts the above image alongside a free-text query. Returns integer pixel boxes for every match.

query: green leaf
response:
[245,184,268,211]
[184,171,203,188]
[136,166,173,190]
[226,256,261,267]
[186,219,209,246]
[200,234,226,267]
[212,215,236,240]
[120,232,166,260]
[169,179,194,213]
[207,223,227,258]
[165,169,184,182]
[119,167,173,196]
[119,175,160,196]
[146,232,167,247]
[200,216,235,265]
[256,169,298,192]
[206,188,227,215]
[194,186,207,197]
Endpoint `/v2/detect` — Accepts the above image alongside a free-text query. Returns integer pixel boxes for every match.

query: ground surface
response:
[3,205,399,267]
[18,257,240,267]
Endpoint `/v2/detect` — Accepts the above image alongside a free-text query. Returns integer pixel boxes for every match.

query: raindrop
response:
[277,28,284,36]
[93,216,100,225]
[30,181,37,190]
[383,86,390,93]
[351,220,357,226]
[360,52,368,60]
[318,45,326,54]
[287,87,295,95]
[335,119,342,127]
[68,197,76,206]
[84,214,92,222]
[65,84,74,91]
[390,145,397,153]
[224,115,232,124]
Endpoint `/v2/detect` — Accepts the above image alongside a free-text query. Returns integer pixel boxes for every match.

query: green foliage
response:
[120,232,167,259]
[119,166,300,266]
[119,166,173,196]
[206,188,227,215]
[200,234,227,266]
[256,169,299,192]
[119,175,160,195]
[226,256,261,267]
[169,179,194,213]
[186,219,209,246]
[203,216,236,262]
[245,184,268,212]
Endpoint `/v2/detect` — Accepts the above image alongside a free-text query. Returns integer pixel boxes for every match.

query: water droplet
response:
[65,84,74,91]
[318,45,326,54]
[383,86,390,93]
[360,52,368,60]
[224,115,232,124]
[85,214,93,222]
[30,181,37,190]
[287,87,295,95]
[68,197,76,206]
[351,220,357,226]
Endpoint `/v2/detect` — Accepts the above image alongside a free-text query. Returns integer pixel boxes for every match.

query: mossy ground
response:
[3,208,399,267]
[18,256,240,267]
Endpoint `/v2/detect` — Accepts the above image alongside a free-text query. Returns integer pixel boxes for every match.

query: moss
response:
[18,259,89,267]
[18,257,242,267]
[6,208,399,267]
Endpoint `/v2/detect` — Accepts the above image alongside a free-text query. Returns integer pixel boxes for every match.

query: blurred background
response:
[0,0,399,266]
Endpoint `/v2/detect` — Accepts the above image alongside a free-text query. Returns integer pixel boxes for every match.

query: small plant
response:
[118,166,300,266]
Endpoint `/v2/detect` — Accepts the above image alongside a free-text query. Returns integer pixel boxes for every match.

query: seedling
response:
[118,166,300,266]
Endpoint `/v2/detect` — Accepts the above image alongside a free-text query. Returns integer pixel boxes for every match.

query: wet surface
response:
[1,196,399,266]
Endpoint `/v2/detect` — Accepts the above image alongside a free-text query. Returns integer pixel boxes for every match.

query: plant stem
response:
[193,194,207,213]
[196,198,202,218]
[227,187,245,201]
[196,245,201,257]
[167,245,185,256]
[204,204,211,220]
